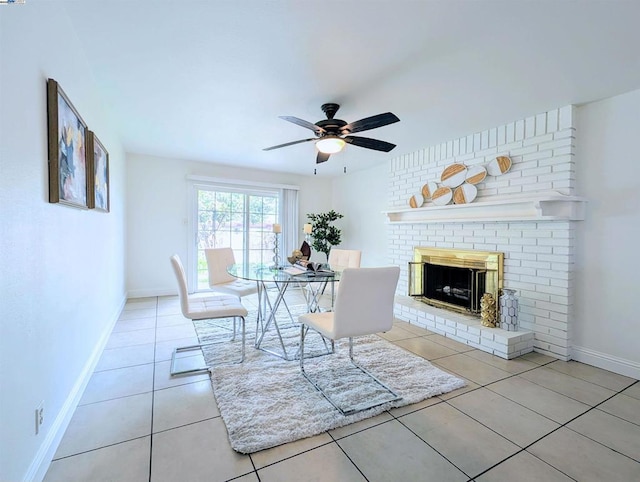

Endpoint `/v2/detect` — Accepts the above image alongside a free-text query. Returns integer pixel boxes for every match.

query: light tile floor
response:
[44,292,640,482]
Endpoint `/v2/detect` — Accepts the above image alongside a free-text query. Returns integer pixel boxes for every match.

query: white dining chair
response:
[298,266,401,415]
[205,247,259,339]
[205,247,258,298]
[169,254,248,376]
[328,248,362,272]
[310,248,361,311]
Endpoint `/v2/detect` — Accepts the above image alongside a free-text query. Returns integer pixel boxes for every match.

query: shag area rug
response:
[194,308,465,454]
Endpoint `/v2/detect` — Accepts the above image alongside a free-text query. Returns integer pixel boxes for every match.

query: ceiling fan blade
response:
[316,151,331,164]
[279,116,325,135]
[341,112,400,134]
[344,135,396,152]
[263,138,316,151]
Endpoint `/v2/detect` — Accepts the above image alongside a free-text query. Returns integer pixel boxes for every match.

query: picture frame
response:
[47,78,90,208]
[86,131,110,212]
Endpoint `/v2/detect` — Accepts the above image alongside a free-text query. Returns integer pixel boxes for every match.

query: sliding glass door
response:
[194,185,280,290]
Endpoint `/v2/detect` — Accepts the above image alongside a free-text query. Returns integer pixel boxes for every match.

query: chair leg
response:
[170,316,245,377]
[231,317,237,341]
[170,344,211,376]
[300,325,345,415]
[299,331,402,415]
[240,315,246,362]
[345,337,402,408]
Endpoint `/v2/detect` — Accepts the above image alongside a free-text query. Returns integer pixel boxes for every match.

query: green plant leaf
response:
[306,210,344,259]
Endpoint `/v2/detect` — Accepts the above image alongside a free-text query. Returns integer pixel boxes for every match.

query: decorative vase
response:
[480,293,497,327]
[499,289,519,331]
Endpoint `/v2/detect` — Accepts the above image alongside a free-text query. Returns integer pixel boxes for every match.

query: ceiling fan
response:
[263,103,400,164]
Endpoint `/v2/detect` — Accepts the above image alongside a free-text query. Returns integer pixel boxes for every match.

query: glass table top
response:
[227,264,340,283]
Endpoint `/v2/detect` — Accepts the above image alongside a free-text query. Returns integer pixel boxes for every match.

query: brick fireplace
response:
[385,105,585,360]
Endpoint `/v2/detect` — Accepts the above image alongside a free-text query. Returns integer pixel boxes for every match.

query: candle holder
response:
[303,223,313,246]
[271,232,281,269]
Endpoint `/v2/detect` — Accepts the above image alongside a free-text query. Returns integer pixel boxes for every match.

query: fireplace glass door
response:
[425,263,486,312]
[408,247,503,316]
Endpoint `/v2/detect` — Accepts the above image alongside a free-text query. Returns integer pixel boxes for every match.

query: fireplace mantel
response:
[383,191,586,224]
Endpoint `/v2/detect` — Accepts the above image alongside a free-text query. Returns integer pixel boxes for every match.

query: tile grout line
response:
[147,296,159,482]
[331,434,372,482]
[442,362,638,479]
[357,332,475,478]
[394,413,472,479]
[385,341,572,480]
[467,378,639,481]
[118,297,637,480]
[392,327,640,475]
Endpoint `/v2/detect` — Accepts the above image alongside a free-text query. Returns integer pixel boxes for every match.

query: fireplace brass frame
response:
[409,247,504,315]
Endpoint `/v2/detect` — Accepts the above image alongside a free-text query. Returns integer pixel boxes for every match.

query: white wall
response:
[126,154,333,296]
[574,88,640,378]
[0,5,126,481]
[331,162,389,267]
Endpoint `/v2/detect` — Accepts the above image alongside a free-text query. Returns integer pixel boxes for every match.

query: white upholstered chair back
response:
[170,254,192,318]
[328,249,361,272]
[169,254,248,375]
[205,248,237,286]
[332,266,400,339]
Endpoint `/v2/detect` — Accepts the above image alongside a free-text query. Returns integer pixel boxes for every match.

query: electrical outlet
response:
[35,401,44,435]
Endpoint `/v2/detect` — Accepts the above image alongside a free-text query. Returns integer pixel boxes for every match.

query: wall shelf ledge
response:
[383,191,586,224]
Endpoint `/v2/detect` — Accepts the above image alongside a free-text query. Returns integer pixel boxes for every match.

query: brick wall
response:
[388,106,576,360]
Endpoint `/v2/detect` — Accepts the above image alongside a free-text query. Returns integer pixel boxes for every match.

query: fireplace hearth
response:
[409,247,503,315]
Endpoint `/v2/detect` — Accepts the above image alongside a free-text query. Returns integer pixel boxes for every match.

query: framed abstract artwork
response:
[87,131,110,212]
[47,78,89,208]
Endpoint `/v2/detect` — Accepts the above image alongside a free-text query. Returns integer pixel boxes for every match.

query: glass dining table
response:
[227,264,340,360]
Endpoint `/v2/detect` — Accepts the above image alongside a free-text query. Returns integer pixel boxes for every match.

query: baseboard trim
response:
[127,288,176,299]
[27,293,127,482]
[572,345,640,380]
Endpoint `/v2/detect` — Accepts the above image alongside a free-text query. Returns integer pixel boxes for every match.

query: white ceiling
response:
[63,0,640,177]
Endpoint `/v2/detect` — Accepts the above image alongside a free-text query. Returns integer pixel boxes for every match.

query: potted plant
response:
[307,210,344,261]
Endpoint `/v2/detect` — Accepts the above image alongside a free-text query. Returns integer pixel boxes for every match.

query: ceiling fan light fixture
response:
[316,136,345,154]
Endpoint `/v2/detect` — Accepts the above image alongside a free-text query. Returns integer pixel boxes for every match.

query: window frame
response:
[186,176,299,292]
